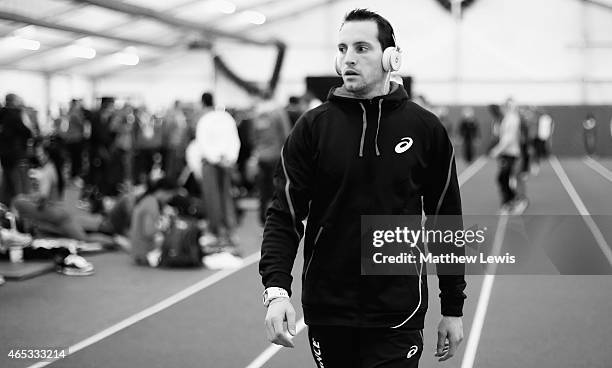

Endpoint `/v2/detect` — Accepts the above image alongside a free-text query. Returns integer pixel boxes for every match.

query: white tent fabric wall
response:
[1,0,611,108]
[0,71,92,131]
[241,0,612,105]
[100,0,612,106]
[95,51,216,109]
[0,70,48,123]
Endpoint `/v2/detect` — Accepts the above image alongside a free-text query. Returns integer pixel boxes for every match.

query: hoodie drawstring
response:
[358,100,383,157]
[359,103,367,157]
[375,99,383,156]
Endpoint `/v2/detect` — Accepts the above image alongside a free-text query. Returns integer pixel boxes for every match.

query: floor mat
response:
[0,261,54,280]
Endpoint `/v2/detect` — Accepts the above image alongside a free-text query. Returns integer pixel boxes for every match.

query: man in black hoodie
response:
[260,9,466,367]
[0,93,32,206]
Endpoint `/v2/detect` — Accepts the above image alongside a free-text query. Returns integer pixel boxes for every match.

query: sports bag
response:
[159,217,202,267]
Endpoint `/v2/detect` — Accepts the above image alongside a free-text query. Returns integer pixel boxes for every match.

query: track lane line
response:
[26,252,262,368]
[549,156,612,266]
[458,156,488,186]
[461,156,612,368]
[244,156,489,368]
[583,156,612,184]
[245,318,307,368]
[460,214,508,368]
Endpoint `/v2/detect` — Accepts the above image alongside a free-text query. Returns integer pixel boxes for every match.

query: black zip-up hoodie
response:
[259,83,466,329]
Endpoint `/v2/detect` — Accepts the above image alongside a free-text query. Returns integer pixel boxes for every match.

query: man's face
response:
[337,21,386,97]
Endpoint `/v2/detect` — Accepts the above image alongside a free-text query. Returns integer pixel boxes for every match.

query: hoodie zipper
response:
[375,99,383,156]
[358,100,383,157]
[304,226,324,280]
[358,103,367,157]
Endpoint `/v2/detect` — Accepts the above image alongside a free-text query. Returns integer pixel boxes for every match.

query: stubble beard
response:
[343,78,369,97]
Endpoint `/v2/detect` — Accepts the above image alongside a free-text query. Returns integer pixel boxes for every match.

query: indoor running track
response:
[1,156,611,368]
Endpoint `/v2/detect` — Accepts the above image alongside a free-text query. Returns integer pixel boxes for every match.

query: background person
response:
[532,109,554,174]
[458,107,480,163]
[583,113,597,156]
[490,98,524,214]
[252,98,292,225]
[191,92,241,248]
[128,177,178,266]
[0,93,33,206]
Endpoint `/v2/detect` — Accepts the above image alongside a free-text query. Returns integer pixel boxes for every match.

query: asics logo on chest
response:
[395,137,414,153]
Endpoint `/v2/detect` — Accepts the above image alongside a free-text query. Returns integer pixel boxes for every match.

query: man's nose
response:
[343,50,357,66]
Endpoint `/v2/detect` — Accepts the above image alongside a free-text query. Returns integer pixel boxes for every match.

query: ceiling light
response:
[6,36,40,51]
[15,25,38,38]
[114,50,139,66]
[213,0,236,14]
[243,10,266,25]
[67,45,96,59]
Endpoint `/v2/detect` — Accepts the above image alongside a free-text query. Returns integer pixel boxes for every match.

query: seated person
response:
[0,202,93,276]
[128,177,178,266]
[12,143,95,242]
[98,188,142,236]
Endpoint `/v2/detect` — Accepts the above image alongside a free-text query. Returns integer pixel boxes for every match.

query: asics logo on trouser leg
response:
[311,339,325,368]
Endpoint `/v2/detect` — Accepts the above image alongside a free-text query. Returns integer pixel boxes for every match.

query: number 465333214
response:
[8,348,68,360]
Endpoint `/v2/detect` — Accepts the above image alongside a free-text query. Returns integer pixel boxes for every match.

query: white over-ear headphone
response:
[335,33,402,75]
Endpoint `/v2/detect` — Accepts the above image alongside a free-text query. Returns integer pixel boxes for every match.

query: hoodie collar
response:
[327,81,407,107]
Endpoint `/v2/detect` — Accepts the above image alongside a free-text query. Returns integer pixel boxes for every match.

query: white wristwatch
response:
[262,287,289,307]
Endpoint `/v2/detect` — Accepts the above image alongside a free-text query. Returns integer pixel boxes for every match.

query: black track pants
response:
[307,325,423,368]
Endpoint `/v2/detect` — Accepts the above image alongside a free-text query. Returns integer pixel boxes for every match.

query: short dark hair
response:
[136,176,178,205]
[342,9,395,50]
[201,92,214,107]
[5,93,18,106]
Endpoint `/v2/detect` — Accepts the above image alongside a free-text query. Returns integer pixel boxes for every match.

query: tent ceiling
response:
[2,0,609,78]
[0,0,336,76]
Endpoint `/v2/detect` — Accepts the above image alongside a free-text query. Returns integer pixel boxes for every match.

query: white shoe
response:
[58,254,95,276]
[511,199,529,215]
[146,249,162,267]
[498,204,512,215]
[202,252,243,270]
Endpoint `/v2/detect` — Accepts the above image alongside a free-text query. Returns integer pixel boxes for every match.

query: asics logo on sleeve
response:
[395,137,414,153]
[406,345,419,359]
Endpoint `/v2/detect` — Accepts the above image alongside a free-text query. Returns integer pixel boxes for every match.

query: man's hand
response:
[435,316,464,362]
[265,298,296,348]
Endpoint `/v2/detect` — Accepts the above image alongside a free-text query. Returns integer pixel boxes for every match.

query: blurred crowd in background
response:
[0,89,319,278]
[1,87,609,279]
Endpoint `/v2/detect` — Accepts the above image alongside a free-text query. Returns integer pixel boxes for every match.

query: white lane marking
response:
[244,156,489,368]
[461,214,509,368]
[584,156,612,184]
[549,156,612,266]
[245,318,307,368]
[458,156,488,186]
[463,156,612,368]
[26,252,262,368]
